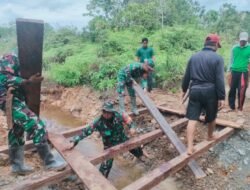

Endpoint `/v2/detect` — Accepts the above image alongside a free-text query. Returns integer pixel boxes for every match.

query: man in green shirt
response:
[228,32,250,112]
[136,38,155,92]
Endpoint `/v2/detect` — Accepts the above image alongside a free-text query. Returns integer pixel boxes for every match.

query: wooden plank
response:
[89,118,188,165]
[9,119,188,190]
[11,167,73,190]
[48,132,117,190]
[0,107,149,154]
[123,127,234,190]
[133,83,206,178]
[157,106,242,129]
[16,18,44,115]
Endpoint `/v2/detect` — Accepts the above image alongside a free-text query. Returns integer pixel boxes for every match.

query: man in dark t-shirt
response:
[182,34,225,155]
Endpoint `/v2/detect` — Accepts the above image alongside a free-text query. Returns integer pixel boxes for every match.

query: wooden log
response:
[12,167,73,190]
[48,132,117,190]
[133,83,206,178]
[9,119,188,190]
[157,106,242,129]
[0,108,149,154]
[16,18,44,115]
[123,127,234,190]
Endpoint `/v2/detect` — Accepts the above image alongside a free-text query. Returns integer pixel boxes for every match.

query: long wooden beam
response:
[89,118,188,165]
[133,83,206,178]
[48,132,117,190]
[123,127,234,190]
[0,108,149,154]
[9,119,188,190]
[157,106,242,129]
[12,167,73,190]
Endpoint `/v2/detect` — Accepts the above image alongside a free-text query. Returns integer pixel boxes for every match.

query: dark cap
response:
[205,34,221,48]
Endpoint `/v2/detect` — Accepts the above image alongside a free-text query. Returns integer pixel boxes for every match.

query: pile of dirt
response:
[42,85,102,123]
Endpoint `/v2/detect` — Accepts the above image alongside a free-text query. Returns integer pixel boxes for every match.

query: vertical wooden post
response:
[16,18,44,115]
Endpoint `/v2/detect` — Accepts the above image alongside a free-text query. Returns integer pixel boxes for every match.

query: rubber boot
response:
[118,95,125,114]
[131,96,139,115]
[9,145,34,175]
[36,143,66,171]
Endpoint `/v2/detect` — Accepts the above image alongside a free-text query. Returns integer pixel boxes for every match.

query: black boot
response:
[36,143,66,171]
[9,145,34,175]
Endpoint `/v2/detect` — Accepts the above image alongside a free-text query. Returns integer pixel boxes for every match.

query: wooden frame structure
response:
[2,84,241,190]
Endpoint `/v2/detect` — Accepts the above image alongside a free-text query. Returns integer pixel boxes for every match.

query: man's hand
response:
[29,73,44,83]
[218,100,225,110]
[182,92,186,99]
[64,139,78,151]
[129,128,136,136]
[227,72,232,87]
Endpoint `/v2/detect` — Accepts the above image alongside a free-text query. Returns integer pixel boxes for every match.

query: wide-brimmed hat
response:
[102,100,116,113]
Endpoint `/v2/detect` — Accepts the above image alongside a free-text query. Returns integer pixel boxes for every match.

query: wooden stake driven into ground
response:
[133,82,206,178]
[16,18,44,115]
[11,119,188,190]
[48,132,117,190]
[123,127,234,190]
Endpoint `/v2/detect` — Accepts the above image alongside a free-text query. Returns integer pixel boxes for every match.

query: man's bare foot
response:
[237,111,243,116]
[142,149,152,159]
[221,108,235,113]
[187,147,195,155]
[207,133,218,141]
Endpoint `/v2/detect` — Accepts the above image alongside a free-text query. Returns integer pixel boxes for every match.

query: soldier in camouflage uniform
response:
[69,101,145,178]
[117,60,154,115]
[0,54,66,175]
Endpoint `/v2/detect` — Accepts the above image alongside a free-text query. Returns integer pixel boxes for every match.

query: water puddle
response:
[40,104,180,189]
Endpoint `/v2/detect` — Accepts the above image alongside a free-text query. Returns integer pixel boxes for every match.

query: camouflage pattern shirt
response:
[0,54,25,109]
[118,62,145,84]
[74,112,135,148]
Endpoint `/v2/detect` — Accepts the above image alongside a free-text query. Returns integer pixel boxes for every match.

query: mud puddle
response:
[40,104,180,189]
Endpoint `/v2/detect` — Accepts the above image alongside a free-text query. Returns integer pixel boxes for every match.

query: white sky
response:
[197,0,250,11]
[0,0,249,28]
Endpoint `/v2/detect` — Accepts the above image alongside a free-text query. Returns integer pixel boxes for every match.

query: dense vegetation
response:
[0,1,250,90]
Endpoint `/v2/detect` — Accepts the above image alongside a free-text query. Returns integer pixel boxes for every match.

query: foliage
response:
[0,1,249,91]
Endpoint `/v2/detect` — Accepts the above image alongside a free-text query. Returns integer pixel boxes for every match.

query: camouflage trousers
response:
[99,146,143,178]
[117,70,135,97]
[8,98,47,146]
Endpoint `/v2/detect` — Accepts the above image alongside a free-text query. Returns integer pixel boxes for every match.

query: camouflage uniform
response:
[0,54,47,146]
[117,62,146,97]
[73,110,143,178]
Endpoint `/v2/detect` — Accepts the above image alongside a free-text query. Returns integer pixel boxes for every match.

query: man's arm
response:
[227,46,235,72]
[215,57,226,101]
[122,113,135,129]
[151,48,155,62]
[71,118,99,146]
[7,73,43,88]
[122,113,136,136]
[182,59,191,93]
[135,49,140,62]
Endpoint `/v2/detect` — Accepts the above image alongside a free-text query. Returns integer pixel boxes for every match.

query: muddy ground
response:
[0,82,250,190]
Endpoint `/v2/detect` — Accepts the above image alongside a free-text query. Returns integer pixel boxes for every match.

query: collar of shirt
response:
[202,47,215,52]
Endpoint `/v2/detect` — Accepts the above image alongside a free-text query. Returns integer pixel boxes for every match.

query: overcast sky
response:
[198,0,250,11]
[0,0,249,29]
